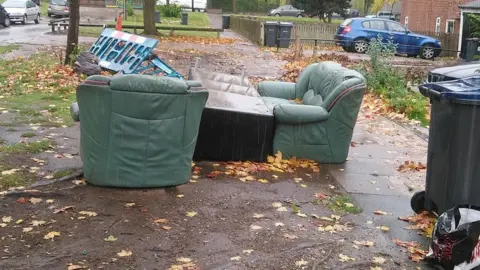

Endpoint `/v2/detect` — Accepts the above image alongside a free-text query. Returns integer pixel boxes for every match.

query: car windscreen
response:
[50,0,67,5]
[340,19,352,26]
[2,0,26,8]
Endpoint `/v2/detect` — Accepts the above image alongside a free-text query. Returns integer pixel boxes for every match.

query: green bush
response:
[126,2,134,17]
[358,35,430,125]
[156,4,183,18]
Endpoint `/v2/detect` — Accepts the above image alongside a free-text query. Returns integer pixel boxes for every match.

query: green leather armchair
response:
[257,61,367,163]
[73,74,208,187]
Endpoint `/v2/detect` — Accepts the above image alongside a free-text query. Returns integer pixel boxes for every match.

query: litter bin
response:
[222,14,230,29]
[154,11,161,23]
[411,76,480,215]
[465,38,480,62]
[181,12,188,25]
[278,22,293,48]
[264,21,278,47]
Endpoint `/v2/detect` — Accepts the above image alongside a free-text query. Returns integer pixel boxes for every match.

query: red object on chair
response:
[116,14,122,31]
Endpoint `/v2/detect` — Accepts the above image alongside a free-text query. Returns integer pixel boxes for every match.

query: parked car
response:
[427,62,480,82]
[268,5,305,17]
[334,18,442,60]
[47,0,69,17]
[2,0,40,24]
[0,5,11,27]
[365,11,396,21]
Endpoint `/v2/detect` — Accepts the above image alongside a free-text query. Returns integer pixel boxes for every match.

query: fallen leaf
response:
[230,256,241,261]
[353,244,359,249]
[315,193,329,200]
[311,214,320,219]
[186,211,197,217]
[372,257,386,264]
[272,202,283,208]
[293,177,303,183]
[53,205,74,213]
[353,240,375,247]
[176,257,192,263]
[104,235,118,242]
[15,219,24,224]
[339,254,356,262]
[284,233,298,239]
[154,219,168,224]
[162,226,172,231]
[371,267,383,270]
[176,194,184,198]
[2,216,12,223]
[258,179,269,184]
[373,210,388,215]
[243,249,254,254]
[125,203,136,207]
[331,214,341,220]
[275,222,284,227]
[29,197,42,204]
[22,227,33,233]
[67,264,85,270]
[295,259,309,266]
[250,225,262,230]
[16,197,26,203]
[253,213,264,218]
[46,199,55,204]
[43,231,60,240]
[344,202,354,208]
[296,212,307,218]
[31,220,46,226]
[0,223,7,227]
[377,226,390,231]
[189,179,197,183]
[300,184,307,188]
[117,249,133,257]
[79,211,97,217]
[272,175,279,179]
[277,207,288,212]
[1,169,19,175]
[72,179,86,185]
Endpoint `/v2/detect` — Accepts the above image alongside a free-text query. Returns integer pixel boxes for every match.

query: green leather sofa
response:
[257,61,367,163]
[73,74,208,187]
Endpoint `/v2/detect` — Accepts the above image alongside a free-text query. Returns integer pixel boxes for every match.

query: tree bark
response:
[143,0,156,35]
[65,0,79,65]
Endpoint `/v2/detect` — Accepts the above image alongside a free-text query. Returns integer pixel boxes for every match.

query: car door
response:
[386,21,411,54]
[25,1,34,19]
[362,20,389,43]
[0,6,6,23]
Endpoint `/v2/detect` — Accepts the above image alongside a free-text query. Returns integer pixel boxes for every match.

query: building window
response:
[404,16,409,28]
[435,17,441,35]
[446,20,455,33]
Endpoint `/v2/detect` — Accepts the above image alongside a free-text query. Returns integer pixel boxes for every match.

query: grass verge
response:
[327,195,362,214]
[0,139,54,154]
[0,166,36,191]
[53,169,73,179]
[0,44,20,55]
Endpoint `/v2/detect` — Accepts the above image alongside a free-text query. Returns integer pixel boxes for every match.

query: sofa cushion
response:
[110,74,189,94]
[262,97,296,112]
[302,89,324,106]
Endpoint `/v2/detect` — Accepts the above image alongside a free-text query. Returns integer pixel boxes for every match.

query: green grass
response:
[0,139,54,154]
[234,14,342,24]
[0,166,36,191]
[53,169,73,179]
[0,44,20,55]
[327,195,362,214]
[21,132,36,138]
[40,1,48,16]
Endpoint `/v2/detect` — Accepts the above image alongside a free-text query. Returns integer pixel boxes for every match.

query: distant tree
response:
[143,0,157,35]
[65,0,79,65]
[295,0,351,23]
[370,0,396,14]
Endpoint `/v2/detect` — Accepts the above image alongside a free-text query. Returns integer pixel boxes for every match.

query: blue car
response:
[334,18,442,60]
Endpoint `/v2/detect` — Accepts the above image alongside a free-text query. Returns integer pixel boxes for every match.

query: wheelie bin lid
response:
[419,76,480,103]
[264,21,279,25]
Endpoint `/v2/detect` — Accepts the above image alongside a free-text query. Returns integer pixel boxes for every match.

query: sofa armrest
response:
[70,102,80,122]
[257,81,296,100]
[185,80,203,88]
[275,104,329,124]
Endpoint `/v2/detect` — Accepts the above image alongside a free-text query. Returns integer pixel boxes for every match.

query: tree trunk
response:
[327,13,332,23]
[166,0,169,5]
[143,0,156,35]
[232,0,236,13]
[65,0,80,65]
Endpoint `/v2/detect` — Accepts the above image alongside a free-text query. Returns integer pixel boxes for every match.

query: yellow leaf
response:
[239,176,256,182]
[117,249,133,257]
[67,264,86,270]
[295,259,309,266]
[293,177,303,183]
[0,223,6,227]
[79,211,97,217]
[272,175,279,179]
[189,179,197,183]
[72,179,86,185]
[22,227,33,233]
[31,220,46,226]
[186,211,197,217]
[275,222,284,227]
[230,256,241,261]
[46,199,55,204]
[1,169,20,175]
[339,254,356,262]
[212,163,220,167]
[176,194,184,198]
[353,240,375,247]
[162,226,172,231]
[252,213,264,218]
[243,249,254,254]
[372,256,386,264]
[258,179,269,184]
[154,219,168,223]
[176,257,192,263]
[371,267,383,270]
[331,214,341,221]
[29,197,42,204]
[15,219,24,224]
[2,216,12,223]
[272,202,283,208]
[277,207,288,212]
[344,202,354,208]
[377,226,390,231]
[300,184,307,188]
[191,175,199,179]
[104,235,118,242]
[296,212,307,218]
[250,225,262,230]
[125,203,136,207]
[43,231,60,240]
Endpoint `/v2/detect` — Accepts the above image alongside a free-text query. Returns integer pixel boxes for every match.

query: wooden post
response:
[169,29,174,36]
[51,23,55,32]
[312,39,318,58]
[294,34,301,60]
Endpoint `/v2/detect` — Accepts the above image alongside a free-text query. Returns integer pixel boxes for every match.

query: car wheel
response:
[2,17,10,27]
[21,15,27,25]
[48,13,52,17]
[297,14,303,18]
[34,13,40,24]
[420,45,435,60]
[274,13,281,17]
[353,38,368,53]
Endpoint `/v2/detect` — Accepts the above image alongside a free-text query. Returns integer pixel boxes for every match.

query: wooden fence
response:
[291,23,339,47]
[230,16,263,44]
[415,31,459,57]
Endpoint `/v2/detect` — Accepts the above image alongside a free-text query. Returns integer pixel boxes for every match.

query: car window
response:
[51,0,67,5]
[2,0,27,8]
[365,20,386,30]
[27,1,34,7]
[387,21,406,32]
[341,19,353,27]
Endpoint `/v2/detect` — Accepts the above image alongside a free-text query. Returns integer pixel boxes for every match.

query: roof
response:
[460,0,480,9]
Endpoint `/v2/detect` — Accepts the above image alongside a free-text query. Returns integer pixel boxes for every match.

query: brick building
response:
[401,0,471,34]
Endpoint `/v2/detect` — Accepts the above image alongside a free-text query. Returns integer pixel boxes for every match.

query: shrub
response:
[358,34,430,125]
[126,2,134,17]
[156,4,182,18]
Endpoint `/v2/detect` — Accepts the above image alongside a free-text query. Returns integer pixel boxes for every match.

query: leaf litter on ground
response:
[393,239,428,263]
[398,211,436,238]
